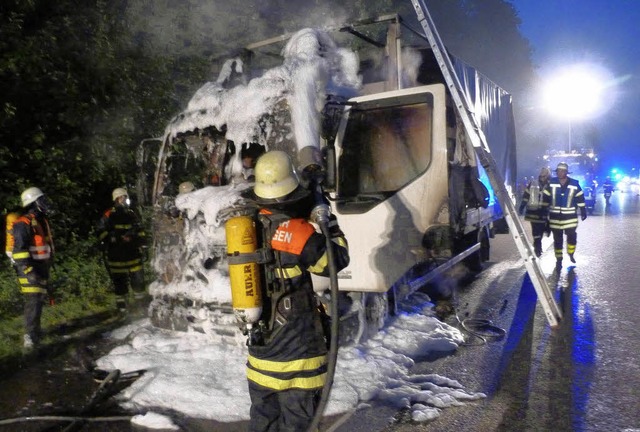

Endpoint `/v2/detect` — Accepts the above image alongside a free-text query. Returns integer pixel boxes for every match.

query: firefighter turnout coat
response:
[519,178,548,223]
[97,204,145,275]
[12,209,54,294]
[247,208,349,395]
[542,176,586,230]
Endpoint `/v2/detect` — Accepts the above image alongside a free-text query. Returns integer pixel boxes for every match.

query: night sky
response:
[510,0,640,174]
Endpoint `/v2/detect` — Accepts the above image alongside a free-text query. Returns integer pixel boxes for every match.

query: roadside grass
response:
[0,249,140,365]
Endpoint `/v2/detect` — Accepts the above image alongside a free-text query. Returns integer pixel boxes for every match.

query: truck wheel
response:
[364,292,390,340]
[464,227,490,272]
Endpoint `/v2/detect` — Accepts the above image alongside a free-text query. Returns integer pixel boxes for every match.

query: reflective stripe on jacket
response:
[542,177,585,229]
[13,211,53,294]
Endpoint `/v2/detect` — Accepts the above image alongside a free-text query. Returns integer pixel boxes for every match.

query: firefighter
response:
[542,162,587,266]
[602,176,614,206]
[97,188,146,312]
[167,181,195,218]
[242,150,349,432]
[12,187,54,349]
[518,167,551,257]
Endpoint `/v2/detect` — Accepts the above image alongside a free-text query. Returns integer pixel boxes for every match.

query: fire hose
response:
[307,185,340,432]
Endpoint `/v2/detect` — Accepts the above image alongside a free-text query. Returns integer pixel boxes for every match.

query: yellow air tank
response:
[5,212,19,260]
[225,215,263,325]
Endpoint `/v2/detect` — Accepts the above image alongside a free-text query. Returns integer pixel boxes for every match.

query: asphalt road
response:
[336,190,640,432]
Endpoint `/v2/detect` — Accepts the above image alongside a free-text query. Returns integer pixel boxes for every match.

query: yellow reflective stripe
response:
[108,259,142,267]
[248,354,327,373]
[333,237,347,249]
[13,251,30,259]
[246,368,326,390]
[308,252,328,273]
[98,232,108,241]
[110,266,142,273]
[274,266,302,279]
[21,287,48,294]
[114,224,133,229]
[308,237,347,274]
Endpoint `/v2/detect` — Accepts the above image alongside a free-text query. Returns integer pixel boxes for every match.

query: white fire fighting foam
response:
[97,293,484,428]
[163,28,360,157]
[101,28,486,430]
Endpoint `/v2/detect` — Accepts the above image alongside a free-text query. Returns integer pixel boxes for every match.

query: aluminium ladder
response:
[410,0,562,327]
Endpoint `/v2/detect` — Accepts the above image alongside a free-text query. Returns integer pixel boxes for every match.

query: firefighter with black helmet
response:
[97,188,146,312]
[12,187,54,350]
[238,150,349,432]
[542,162,587,266]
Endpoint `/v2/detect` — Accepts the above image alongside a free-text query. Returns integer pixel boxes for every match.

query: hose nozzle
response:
[310,204,331,225]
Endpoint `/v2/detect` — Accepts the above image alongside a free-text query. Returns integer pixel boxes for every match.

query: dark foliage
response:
[0,0,538,316]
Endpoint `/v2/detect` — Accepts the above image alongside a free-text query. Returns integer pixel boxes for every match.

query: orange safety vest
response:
[13,214,54,261]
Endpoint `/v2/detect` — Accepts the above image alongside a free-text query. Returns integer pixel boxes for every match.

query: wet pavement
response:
[364,192,640,432]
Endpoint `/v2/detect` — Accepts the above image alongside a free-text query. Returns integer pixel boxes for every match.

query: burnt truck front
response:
[142,17,517,337]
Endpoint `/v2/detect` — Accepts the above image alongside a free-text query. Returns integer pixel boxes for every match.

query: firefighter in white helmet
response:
[518,167,552,257]
[96,188,146,312]
[178,181,194,195]
[542,162,587,266]
[240,150,349,432]
[12,187,55,349]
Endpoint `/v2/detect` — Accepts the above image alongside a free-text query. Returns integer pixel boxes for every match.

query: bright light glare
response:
[542,63,614,121]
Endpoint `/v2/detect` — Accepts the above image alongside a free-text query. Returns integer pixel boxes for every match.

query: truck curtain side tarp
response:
[452,57,518,192]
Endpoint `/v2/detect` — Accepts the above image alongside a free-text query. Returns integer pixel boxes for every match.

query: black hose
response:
[0,415,131,427]
[452,290,506,344]
[307,218,340,432]
[62,369,122,432]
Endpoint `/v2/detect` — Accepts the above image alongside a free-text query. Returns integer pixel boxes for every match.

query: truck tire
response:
[364,292,390,340]
[463,227,490,272]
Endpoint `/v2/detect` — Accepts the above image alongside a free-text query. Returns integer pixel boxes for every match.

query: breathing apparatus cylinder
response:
[225,215,263,328]
[5,212,19,260]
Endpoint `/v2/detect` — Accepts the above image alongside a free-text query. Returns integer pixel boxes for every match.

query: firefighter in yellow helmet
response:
[12,187,54,349]
[96,188,146,312]
[542,162,587,266]
[518,167,552,257]
[241,150,349,432]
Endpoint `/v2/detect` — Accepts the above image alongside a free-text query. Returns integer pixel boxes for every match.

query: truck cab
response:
[141,14,516,340]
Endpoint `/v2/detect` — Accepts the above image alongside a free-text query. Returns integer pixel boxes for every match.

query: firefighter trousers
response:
[24,293,46,343]
[248,381,320,432]
[111,267,145,296]
[551,227,577,260]
[530,220,547,256]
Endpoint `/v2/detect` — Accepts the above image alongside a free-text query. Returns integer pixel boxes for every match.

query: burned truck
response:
[141,15,517,342]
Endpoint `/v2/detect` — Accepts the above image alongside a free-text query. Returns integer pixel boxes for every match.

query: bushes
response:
[0,264,22,318]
